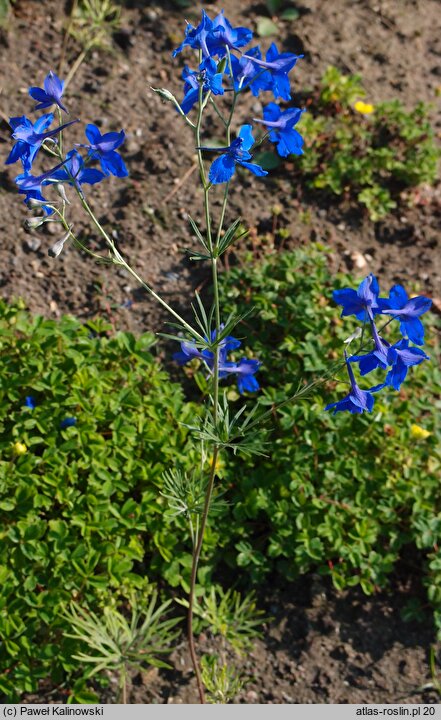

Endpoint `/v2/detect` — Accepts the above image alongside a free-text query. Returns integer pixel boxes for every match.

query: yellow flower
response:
[410,424,431,440]
[207,454,225,475]
[12,441,28,456]
[354,100,375,115]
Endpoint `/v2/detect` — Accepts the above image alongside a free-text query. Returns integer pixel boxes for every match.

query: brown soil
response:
[1,0,440,704]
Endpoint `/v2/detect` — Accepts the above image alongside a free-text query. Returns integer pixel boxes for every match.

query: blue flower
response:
[50,149,105,190]
[60,417,77,429]
[173,10,252,59]
[384,339,429,390]
[254,102,304,157]
[202,125,267,185]
[77,124,128,177]
[241,42,303,101]
[181,58,224,115]
[206,11,253,57]
[173,10,214,58]
[333,274,380,322]
[325,353,375,415]
[349,319,390,375]
[173,328,260,394]
[15,159,68,212]
[219,358,261,394]
[378,284,432,345]
[29,71,68,113]
[6,114,78,172]
[24,396,36,409]
[229,47,265,94]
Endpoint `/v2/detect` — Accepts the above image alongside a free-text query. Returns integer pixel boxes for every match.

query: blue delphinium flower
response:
[29,71,68,113]
[349,319,390,375]
[181,58,224,115]
[24,396,36,409]
[333,273,380,322]
[219,358,261,393]
[383,339,429,390]
[201,125,267,185]
[172,10,214,58]
[325,353,375,415]
[60,417,77,429]
[50,149,105,191]
[77,124,128,178]
[378,285,432,345]
[15,159,69,212]
[6,114,78,172]
[206,10,253,57]
[173,329,260,394]
[229,47,265,94]
[254,103,304,157]
[242,43,303,101]
[173,10,252,59]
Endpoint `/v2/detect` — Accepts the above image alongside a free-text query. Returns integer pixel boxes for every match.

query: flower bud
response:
[27,197,54,209]
[24,217,47,231]
[48,225,73,258]
[55,183,70,204]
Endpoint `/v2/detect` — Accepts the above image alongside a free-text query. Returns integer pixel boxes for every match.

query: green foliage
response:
[69,0,121,51]
[218,245,440,611]
[179,586,264,654]
[0,0,13,26]
[295,66,440,220]
[63,592,180,701]
[0,301,198,699]
[200,655,244,704]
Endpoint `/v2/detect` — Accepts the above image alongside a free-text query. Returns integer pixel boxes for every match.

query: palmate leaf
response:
[62,593,181,677]
[182,394,270,457]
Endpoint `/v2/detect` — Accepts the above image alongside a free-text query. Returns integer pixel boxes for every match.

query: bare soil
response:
[1,0,440,704]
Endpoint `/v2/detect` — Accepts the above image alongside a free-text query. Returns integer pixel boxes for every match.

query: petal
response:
[28,87,50,103]
[239,160,268,177]
[79,168,106,185]
[33,112,54,134]
[277,128,304,157]
[5,141,25,165]
[272,74,291,101]
[385,360,408,391]
[181,87,199,115]
[97,130,125,153]
[401,317,425,345]
[262,102,281,124]
[388,284,408,309]
[100,151,128,178]
[237,374,260,394]
[403,295,432,318]
[238,124,255,151]
[209,154,236,184]
[44,71,64,100]
[85,123,102,146]
[332,288,362,317]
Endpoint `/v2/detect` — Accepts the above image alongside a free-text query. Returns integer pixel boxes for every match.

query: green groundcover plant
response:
[257,65,440,220]
[3,7,437,703]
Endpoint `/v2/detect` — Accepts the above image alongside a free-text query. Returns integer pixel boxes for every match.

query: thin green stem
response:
[76,191,204,342]
[56,107,63,158]
[187,446,218,705]
[210,97,228,127]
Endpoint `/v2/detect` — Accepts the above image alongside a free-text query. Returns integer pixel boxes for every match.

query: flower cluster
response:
[6,71,128,233]
[326,275,432,414]
[173,328,261,395]
[173,10,305,182]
